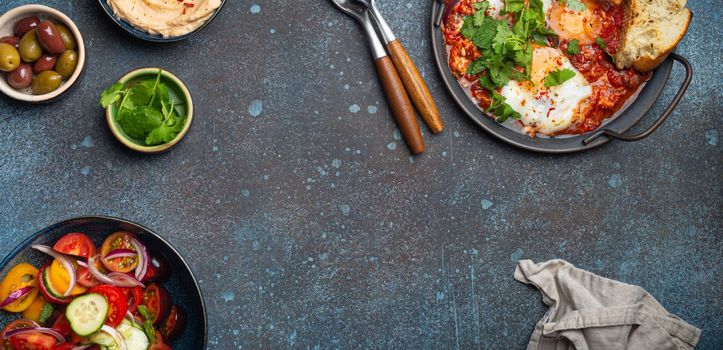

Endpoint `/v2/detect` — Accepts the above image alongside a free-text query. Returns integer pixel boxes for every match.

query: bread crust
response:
[613,1,692,72]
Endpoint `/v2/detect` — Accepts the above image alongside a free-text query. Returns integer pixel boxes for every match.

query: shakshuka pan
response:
[441,0,648,137]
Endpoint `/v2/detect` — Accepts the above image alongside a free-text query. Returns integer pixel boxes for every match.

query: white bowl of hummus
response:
[98,0,225,41]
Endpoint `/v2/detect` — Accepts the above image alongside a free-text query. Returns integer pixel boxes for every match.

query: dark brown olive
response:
[13,17,40,37]
[55,24,76,50]
[8,63,32,89]
[33,54,57,74]
[0,36,20,48]
[37,21,65,55]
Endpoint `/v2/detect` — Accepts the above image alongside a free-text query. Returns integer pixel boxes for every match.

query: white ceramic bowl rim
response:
[0,4,86,103]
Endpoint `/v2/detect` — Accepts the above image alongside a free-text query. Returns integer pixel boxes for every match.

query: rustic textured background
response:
[1,0,720,349]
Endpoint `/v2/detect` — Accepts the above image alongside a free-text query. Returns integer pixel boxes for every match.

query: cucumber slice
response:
[42,267,66,299]
[118,319,150,350]
[90,331,117,347]
[66,293,109,336]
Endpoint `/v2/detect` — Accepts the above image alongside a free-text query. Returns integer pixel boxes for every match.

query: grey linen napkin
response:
[514,259,701,350]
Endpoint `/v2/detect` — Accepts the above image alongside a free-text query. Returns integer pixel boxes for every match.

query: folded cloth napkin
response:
[515,259,701,350]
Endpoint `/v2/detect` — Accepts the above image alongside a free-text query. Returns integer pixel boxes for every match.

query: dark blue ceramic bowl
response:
[0,216,207,348]
[97,0,226,42]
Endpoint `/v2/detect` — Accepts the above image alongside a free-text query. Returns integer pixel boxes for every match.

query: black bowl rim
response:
[430,0,674,153]
[0,215,208,348]
[97,0,226,42]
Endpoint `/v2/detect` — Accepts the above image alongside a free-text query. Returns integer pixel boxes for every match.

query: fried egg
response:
[547,0,602,45]
[500,46,592,135]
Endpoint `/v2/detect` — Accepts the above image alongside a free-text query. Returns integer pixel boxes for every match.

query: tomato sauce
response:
[441,0,650,136]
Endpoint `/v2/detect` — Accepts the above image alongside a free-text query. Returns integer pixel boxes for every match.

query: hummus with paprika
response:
[108,0,223,38]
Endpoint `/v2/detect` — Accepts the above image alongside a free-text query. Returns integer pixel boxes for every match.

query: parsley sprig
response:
[100,70,187,146]
[460,0,556,122]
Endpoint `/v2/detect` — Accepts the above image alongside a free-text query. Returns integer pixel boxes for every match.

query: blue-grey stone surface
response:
[0,0,720,349]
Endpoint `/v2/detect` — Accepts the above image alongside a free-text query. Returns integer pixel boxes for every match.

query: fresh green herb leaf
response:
[473,1,489,11]
[38,303,54,324]
[504,0,526,14]
[99,83,124,108]
[567,39,580,55]
[117,106,163,140]
[563,0,586,12]
[596,36,606,50]
[486,91,521,122]
[596,36,616,63]
[144,319,157,343]
[544,68,576,87]
[145,124,177,146]
[138,305,151,320]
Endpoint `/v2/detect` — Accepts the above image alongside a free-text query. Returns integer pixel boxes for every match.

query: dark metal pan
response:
[430,0,692,153]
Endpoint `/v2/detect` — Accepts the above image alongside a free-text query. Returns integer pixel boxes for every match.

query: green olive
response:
[55,50,78,79]
[31,71,62,95]
[18,29,42,63]
[0,43,21,72]
[55,24,76,50]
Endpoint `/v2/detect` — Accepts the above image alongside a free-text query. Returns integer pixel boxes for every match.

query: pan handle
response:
[583,53,692,144]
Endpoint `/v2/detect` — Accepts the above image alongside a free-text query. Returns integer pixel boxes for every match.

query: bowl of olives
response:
[0,4,85,103]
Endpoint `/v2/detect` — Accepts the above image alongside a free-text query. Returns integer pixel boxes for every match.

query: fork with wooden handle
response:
[331,0,424,154]
[354,0,444,134]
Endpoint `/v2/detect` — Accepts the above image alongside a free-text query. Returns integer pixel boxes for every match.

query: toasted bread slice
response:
[613,0,692,72]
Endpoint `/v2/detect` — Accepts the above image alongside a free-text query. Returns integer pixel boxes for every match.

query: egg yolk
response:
[547,0,602,45]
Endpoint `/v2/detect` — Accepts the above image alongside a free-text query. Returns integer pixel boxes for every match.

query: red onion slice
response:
[104,249,137,260]
[87,256,145,288]
[31,245,76,297]
[87,256,118,285]
[76,260,88,267]
[101,325,128,350]
[107,272,145,288]
[0,286,35,308]
[3,327,66,342]
[130,238,149,281]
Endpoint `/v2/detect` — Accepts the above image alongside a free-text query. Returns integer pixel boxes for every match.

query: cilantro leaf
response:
[486,91,521,122]
[504,0,526,14]
[544,68,576,87]
[567,39,580,55]
[470,18,499,49]
[473,1,489,11]
[596,36,616,62]
[145,124,177,146]
[596,36,607,50]
[99,83,124,108]
[563,0,586,12]
[118,106,163,140]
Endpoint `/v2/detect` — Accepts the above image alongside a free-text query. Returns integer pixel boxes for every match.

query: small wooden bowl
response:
[0,4,85,103]
[105,68,194,154]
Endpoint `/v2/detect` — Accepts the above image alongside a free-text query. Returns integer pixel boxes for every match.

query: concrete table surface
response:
[0,0,720,349]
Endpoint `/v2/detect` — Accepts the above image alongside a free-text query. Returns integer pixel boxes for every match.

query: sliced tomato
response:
[142,284,171,325]
[48,259,86,296]
[88,285,127,327]
[0,263,39,312]
[9,333,56,350]
[1,319,39,349]
[38,264,70,305]
[148,330,170,350]
[100,232,139,273]
[121,286,143,315]
[53,233,96,259]
[160,305,186,340]
[54,344,73,350]
[51,313,71,338]
[21,296,48,322]
[77,258,106,288]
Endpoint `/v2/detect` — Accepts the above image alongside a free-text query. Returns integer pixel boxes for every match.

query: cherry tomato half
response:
[142,284,170,325]
[88,285,127,328]
[53,233,96,259]
[0,263,39,312]
[9,332,56,350]
[160,305,186,340]
[100,232,139,273]
[144,251,170,283]
[121,286,143,315]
